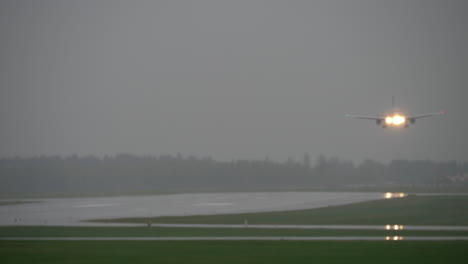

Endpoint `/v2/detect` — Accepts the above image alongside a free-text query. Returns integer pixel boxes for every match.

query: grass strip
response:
[1,240,467,264]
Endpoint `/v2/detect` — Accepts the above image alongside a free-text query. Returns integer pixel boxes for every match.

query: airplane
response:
[346,97,445,128]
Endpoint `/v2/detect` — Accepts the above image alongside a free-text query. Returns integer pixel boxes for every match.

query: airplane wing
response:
[408,111,445,120]
[345,114,383,120]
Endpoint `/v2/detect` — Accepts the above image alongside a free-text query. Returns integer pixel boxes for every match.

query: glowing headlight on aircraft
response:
[385,116,393,125]
[392,115,406,125]
[384,115,406,126]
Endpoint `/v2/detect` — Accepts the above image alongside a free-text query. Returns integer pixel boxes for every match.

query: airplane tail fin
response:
[392,96,395,109]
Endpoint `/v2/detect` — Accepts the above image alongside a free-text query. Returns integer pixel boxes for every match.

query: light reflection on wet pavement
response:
[0,192,383,226]
[1,192,467,234]
[1,236,468,241]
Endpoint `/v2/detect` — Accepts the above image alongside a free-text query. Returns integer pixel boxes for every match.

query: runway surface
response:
[2,222,468,231]
[0,192,384,226]
[2,236,468,241]
[145,223,468,231]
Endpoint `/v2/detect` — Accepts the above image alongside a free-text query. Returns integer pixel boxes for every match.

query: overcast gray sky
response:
[1,0,467,163]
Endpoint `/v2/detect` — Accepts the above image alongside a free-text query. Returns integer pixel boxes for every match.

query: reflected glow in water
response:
[383,192,407,199]
[385,224,404,230]
[0,192,384,226]
[386,236,404,241]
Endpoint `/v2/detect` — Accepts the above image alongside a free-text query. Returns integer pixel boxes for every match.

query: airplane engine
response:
[410,118,416,124]
[376,119,382,126]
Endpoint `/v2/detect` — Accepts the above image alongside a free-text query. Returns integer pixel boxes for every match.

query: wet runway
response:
[2,236,468,241]
[143,223,468,231]
[0,192,383,226]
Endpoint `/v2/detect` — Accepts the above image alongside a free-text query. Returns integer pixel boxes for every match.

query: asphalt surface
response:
[146,223,468,231]
[1,236,468,241]
[0,192,384,225]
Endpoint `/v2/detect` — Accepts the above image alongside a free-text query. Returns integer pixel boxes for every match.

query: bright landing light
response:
[392,115,406,125]
[385,115,406,126]
[385,116,393,125]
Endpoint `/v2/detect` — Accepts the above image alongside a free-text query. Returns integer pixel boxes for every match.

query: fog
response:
[1,155,466,197]
[1,0,467,163]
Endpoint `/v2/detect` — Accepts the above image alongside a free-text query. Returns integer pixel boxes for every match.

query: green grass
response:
[1,226,467,238]
[1,241,467,264]
[101,196,468,225]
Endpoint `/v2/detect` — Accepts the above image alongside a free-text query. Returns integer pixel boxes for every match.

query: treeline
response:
[0,154,467,196]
